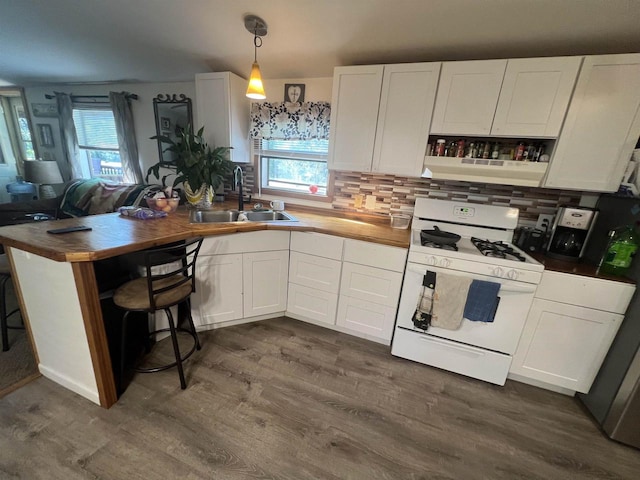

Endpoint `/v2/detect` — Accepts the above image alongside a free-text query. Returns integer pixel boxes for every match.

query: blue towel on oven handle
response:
[463,279,501,323]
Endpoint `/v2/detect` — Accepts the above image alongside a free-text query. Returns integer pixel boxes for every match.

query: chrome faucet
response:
[233,166,244,211]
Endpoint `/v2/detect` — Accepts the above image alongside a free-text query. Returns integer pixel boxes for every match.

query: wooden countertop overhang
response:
[0,204,412,263]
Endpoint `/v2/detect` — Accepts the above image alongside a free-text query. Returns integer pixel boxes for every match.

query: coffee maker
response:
[547,206,599,261]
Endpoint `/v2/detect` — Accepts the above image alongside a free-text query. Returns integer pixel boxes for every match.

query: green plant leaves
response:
[146,125,234,191]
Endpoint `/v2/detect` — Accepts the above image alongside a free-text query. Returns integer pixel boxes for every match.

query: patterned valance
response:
[250,101,331,140]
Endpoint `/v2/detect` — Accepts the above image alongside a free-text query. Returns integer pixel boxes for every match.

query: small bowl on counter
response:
[390,213,411,229]
[145,197,180,214]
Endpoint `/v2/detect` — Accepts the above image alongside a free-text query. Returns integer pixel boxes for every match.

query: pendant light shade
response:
[244,14,268,100]
[246,62,266,99]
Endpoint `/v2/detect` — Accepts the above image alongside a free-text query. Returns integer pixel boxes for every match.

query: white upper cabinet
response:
[371,63,441,176]
[328,65,384,172]
[544,54,640,192]
[431,57,581,138]
[328,63,441,176]
[195,72,250,163]
[492,57,582,137]
[431,60,507,135]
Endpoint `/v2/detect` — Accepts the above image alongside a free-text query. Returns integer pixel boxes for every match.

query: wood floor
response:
[1,317,639,479]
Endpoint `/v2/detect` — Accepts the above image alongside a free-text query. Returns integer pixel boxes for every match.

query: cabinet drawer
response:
[290,232,344,260]
[336,295,395,342]
[343,239,407,272]
[535,270,635,314]
[287,283,338,325]
[289,251,341,294]
[201,231,290,256]
[340,262,403,307]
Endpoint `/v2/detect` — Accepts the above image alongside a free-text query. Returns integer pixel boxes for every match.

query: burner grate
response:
[420,239,458,251]
[470,237,525,262]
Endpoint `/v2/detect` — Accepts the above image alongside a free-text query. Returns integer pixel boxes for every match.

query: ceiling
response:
[2,0,640,86]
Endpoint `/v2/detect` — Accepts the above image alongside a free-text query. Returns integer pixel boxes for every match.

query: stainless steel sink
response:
[244,211,297,222]
[190,209,297,223]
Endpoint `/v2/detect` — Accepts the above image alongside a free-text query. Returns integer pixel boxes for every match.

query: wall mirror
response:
[0,87,39,203]
[152,93,193,164]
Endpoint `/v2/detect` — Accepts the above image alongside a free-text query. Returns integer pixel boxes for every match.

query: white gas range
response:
[391,198,544,385]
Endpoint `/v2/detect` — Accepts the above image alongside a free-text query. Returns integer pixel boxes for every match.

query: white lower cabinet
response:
[194,254,243,325]
[243,250,289,318]
[509,271,635,394]
[192,231,290,328]
[335,240,407,344]
[287,233,343,326]
[287,283,339,326]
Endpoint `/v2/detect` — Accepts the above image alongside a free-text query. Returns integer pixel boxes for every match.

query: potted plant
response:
[147,125,234,207]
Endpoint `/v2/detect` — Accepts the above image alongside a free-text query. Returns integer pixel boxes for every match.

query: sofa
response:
[0,178,162,228]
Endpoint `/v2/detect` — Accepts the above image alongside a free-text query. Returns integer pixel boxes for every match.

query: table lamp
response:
[23,160,63,199]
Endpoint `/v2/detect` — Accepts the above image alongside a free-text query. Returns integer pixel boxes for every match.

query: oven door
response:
[396,262,536,354]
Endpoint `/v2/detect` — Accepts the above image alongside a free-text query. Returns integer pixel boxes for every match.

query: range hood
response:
[422,156,549,187]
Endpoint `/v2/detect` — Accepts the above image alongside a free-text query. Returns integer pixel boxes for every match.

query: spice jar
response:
[434,139,446,156]
[455,139,466,157]
[515,142,525,161]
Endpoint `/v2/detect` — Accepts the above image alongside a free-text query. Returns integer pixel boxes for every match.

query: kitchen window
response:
[72,107,123,182]
[250,101,331,199]
[255,138,329,196]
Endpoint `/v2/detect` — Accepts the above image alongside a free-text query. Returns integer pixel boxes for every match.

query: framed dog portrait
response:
[284,84,305,103]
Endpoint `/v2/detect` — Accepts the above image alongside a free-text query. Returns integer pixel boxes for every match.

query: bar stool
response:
[0,254,23,352]
[113,237,203,390]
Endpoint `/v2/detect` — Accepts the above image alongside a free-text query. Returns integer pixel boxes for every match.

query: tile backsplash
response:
[331,171,582,224]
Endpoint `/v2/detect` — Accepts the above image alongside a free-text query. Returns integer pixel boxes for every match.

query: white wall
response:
[262,77,332,102]
[24,81,195,181]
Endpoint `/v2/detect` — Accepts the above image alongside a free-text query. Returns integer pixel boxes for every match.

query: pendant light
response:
[244,14,267,100]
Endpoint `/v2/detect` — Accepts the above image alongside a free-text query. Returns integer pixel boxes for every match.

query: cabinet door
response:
[492,57,581,137]
[328,65,384,172]
[372,62,441,176]
[431,60,507,135]
[510,298,623,393]
[192,254,243,326]
[289,251,342,294]
[340,262,403,308]
[243,250,289,318]
[195,72,250,163]
[544,54,640,191]
[336,295,396,343]
[287,283,338,325]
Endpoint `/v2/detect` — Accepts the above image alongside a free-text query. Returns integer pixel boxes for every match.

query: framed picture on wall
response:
[37,123,54,147]
[284,84,305,103]
[161,117,171,131]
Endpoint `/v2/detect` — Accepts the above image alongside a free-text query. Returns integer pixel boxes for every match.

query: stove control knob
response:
[493,267,504,277]
[507,269,519,280]
[427,256,438,266]
[440,258,452,268]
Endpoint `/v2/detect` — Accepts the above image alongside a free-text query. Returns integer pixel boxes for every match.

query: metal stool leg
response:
[165,307,187,389]
[184,298,201,351]
[119,311,131,394]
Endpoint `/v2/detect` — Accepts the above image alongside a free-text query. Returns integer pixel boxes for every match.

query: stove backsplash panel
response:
[331,171,582,225]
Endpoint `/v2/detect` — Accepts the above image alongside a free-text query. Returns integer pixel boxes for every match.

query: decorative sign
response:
[284,84,305,103]
[31,103,58,117]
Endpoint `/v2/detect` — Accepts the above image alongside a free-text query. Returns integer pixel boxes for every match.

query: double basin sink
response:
[190,209,297,223]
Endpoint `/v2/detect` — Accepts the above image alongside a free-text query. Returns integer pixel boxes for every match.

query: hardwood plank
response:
[1,317,639,480]
[72,262,117,408]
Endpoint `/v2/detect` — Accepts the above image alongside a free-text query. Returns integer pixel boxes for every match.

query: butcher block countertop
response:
[530,252,636,285]
[0,203,411,263]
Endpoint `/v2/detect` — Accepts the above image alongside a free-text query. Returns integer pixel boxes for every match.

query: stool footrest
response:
[134,327,199,373]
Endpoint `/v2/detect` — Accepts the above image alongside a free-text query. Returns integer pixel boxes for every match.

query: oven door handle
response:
[406,265,537,294]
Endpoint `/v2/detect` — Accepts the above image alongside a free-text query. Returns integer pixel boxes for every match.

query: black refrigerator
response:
[579,194,640,449]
